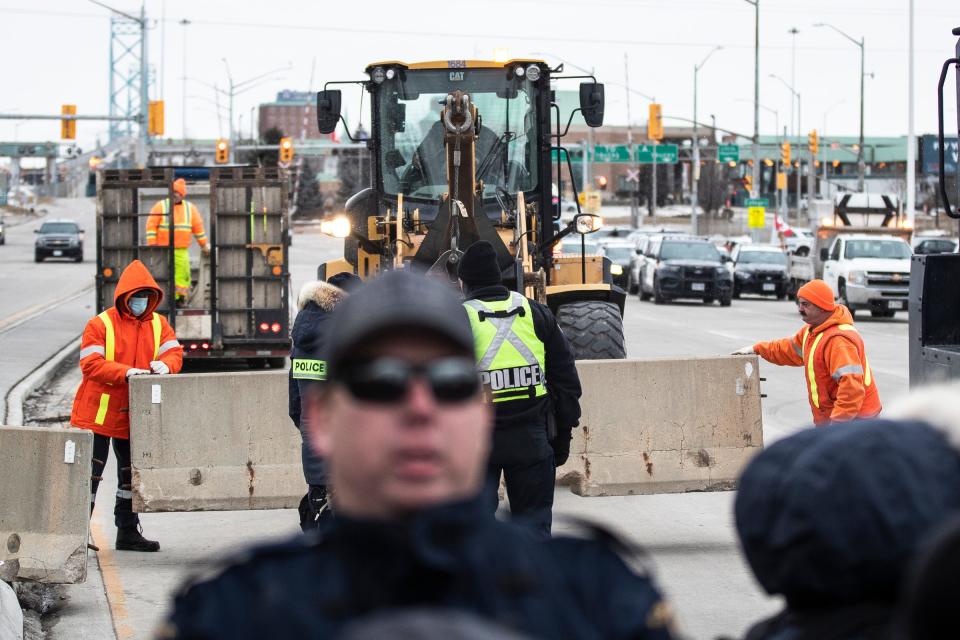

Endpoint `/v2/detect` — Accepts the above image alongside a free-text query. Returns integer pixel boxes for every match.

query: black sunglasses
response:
[336,357,481,404]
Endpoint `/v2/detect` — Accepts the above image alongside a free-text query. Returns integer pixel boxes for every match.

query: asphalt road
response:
[7,206,911,640]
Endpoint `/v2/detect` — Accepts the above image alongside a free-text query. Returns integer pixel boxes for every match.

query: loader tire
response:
[556,301,626,360]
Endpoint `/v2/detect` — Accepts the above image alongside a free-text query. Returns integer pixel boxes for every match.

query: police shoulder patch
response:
[292,358,327,381]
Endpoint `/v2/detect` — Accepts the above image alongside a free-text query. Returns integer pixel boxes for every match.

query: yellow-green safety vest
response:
[463,292,547,404]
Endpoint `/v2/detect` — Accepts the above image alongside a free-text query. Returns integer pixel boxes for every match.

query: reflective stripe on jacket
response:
[70,260,184,438]
[753,305,881,425]
[146,199,208,248]
[464,292,548,404]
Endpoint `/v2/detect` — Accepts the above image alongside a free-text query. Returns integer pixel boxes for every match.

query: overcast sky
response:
[0,0,957,157]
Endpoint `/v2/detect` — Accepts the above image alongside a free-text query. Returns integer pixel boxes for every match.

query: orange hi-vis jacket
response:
[753,305,882,426]
[146,199,208,249]
[70,260,183,439]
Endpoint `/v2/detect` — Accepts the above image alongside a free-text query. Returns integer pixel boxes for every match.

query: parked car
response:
[732,244,789,299]
[821,234,913,318]
[600,241,635,292]
[913,236,958,255]
[638,236,733,305]
[35,219,83,262]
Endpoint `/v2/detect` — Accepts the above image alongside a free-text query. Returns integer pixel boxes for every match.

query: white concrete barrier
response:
[128,372,302,512]
[0,426,91,584]
[556,356,763,496]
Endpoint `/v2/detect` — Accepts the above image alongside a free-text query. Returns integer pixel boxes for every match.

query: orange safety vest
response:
[799,322,881,425]
[146,199,208,249]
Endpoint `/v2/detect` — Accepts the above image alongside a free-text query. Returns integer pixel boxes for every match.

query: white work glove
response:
[125,367,150,379]
[149,360,170,375]
[731,345,756,355]
[201,244,211,256]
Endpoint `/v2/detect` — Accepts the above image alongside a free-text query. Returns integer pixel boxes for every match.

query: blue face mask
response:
[128,296,149,316]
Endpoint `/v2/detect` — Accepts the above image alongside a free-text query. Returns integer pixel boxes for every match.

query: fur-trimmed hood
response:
[297,280,347,312]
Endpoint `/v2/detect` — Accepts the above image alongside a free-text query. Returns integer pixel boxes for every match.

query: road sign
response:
[593,144,633,163]
[636,144,678,164]
[0,142,59,158]
[718,144,740,163]
[746,198,768,229]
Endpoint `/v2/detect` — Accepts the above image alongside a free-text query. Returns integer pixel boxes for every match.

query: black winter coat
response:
[164,496,675,640]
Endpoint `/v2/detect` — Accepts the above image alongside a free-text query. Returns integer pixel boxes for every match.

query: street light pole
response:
[815,22,866,191]
[770,73,802,220]
[745,0,760,207]
[692,46,722,235]
[180,19,190,140]
[906,0,916,223]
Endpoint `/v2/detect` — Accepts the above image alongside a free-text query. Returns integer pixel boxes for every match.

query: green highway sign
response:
[636,143,678,164]
[745,198,769,207]
[0,142,59,158]
[719,144,740,163]
[592,144,633,163]
[551,143,678,165]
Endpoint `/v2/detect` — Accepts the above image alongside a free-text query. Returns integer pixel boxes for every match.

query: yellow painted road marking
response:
[90,520,135,640]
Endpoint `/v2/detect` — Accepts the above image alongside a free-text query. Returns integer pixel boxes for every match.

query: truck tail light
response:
[259,322,270,332]
[271,322,282,333]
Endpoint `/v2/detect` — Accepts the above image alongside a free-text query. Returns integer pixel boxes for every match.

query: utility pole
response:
[906,0,916,224]
[788,27,799,136]
[745,0,761,241]
[624,53,638,226]
[692,46,722,236]
[815,22,866,191]
[180,19,190,140]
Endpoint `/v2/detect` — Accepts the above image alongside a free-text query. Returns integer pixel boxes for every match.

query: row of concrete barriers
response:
[0,355,762,583]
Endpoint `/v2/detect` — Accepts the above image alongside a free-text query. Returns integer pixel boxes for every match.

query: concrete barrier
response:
[556,356,763,496]
[128,371,302,512]
[0,426,91,584]
[127,356,761,510]
[0,580,23,640]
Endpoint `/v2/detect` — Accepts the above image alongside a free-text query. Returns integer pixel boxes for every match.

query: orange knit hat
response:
[172,178,187,196]
[797,279,836,311]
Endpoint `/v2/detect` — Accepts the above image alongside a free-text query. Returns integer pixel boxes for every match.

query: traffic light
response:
[648,103,663,141]
[279,137,294,163]
[60,104,76,140]
[780,141,791,166]
[776,172,787,190]
[215,139,229,164]
[743,174,753,193]
[808,129,818,155]
[148,100,165,136]
[595,175,608,190]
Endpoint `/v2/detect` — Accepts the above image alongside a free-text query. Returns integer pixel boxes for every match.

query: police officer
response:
[458,240,582,538]
[163,271,674,640]
[288,272,359,530]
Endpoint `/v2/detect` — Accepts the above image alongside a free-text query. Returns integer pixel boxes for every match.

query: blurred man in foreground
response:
[163,271,674,640]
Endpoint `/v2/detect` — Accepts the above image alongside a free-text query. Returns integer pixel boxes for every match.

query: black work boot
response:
[116,525,160,552]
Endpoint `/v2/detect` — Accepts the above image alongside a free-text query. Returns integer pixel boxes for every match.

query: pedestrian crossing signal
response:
[215,139,229,164]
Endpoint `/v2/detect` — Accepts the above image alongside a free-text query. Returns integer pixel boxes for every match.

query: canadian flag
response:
[775,214,795,238]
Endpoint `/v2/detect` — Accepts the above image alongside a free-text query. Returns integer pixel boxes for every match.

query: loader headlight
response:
[610,264,623,275]
[525,65,541,82]
[514,66,525,78]
[320,216,352,239]
[370,67,386,84]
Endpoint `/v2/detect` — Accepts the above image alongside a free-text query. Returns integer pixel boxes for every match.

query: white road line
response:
[0,285,93,336]
[707,330,747,341]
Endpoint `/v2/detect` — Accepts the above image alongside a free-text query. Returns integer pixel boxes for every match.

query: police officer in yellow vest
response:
[459,241,582,539]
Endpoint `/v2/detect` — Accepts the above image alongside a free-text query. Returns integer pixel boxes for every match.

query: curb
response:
[4,338,80,427]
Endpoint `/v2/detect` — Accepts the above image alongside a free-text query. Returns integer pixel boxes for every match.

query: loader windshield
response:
[377,68,539,201]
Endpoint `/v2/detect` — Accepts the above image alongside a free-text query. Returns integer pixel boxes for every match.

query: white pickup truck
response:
[820,234,913,318]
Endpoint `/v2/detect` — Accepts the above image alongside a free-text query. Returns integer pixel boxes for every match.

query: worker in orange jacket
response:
[70,259,183,551]
[733,279,881,426]
[146,178,210,306]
